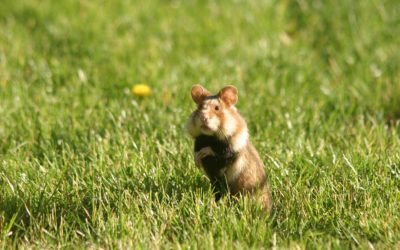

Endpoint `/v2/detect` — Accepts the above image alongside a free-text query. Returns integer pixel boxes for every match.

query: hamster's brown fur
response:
[186,85,272,213]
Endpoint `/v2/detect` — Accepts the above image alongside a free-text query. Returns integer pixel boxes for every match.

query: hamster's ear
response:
[218,85,238,106]
[191,85,211,104]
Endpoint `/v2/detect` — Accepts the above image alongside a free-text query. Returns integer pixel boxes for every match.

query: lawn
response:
[0,0,400,248]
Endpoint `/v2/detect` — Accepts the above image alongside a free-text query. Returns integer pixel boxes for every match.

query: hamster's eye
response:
[214,105,220,111]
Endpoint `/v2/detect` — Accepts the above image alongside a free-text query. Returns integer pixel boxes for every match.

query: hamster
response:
[186,85,272,213]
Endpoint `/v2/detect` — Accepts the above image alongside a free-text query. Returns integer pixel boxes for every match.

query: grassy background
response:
[1,0,400,248]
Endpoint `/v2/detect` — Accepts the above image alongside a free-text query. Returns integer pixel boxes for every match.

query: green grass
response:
[1,0,400,248]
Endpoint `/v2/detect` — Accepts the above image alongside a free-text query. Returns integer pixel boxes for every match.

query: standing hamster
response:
[186,85,272,213]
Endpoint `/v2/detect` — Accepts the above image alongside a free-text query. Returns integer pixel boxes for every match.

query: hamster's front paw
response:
[194,147,215,167]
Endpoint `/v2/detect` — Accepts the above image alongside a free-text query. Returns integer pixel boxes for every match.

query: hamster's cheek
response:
[206,116,220,131]
[222,112,236,136]
[186,116,201,137]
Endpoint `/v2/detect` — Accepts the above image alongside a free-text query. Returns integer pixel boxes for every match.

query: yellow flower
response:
[132,84,151,97]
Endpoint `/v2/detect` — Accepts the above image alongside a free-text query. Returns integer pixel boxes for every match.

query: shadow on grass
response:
[0,164,212,242]
[0,191,106,241]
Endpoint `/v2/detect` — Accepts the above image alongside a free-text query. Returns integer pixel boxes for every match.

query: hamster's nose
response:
[200,116,208,123]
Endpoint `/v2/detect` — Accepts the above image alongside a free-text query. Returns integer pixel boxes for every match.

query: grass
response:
[0,0,400,248]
